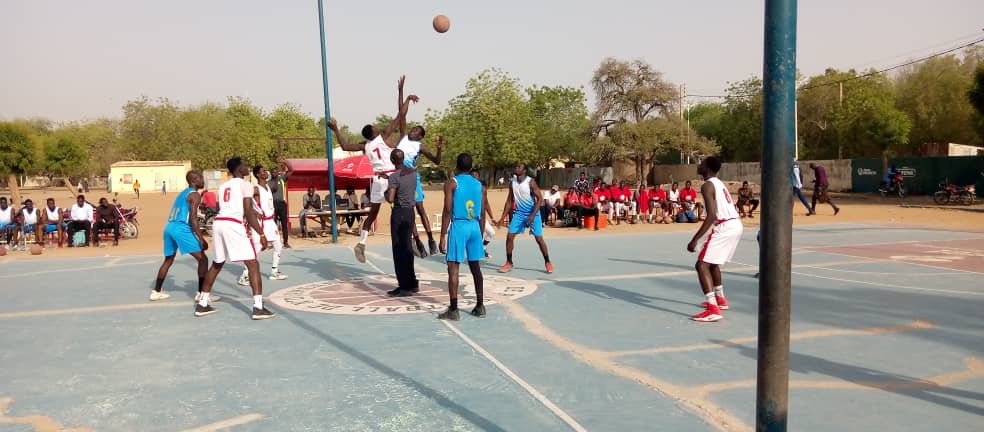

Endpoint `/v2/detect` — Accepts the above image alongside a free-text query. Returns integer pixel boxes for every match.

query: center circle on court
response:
[268,272,538,315]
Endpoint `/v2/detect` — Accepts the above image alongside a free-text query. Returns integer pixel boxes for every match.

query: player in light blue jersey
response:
[151,171,210,302]
[437,152,487,320]
[496,163,553,274]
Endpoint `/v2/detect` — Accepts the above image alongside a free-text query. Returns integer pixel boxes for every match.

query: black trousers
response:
[391,207,417,290]
[94,220,119,242]
[68,221,92,245]
[274,200,289,243]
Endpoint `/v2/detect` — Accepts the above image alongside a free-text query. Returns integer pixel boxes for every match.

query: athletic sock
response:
[506,253,513,264]
[154,277,164,292]
[272,266,278,274]
[253,295,263,309]
[359,230,369,244]
[713,285,724,297]
[450,298,458,310]
[543,255,550,263]
[198,292,210,307]
[197,277,205,293]
[705,292,718,307]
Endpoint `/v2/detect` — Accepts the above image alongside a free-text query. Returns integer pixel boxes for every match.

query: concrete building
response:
[109,161,192,194]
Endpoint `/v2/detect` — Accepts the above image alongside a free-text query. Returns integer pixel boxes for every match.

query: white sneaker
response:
[194,292,221,303]
[149,291,171,301]
[269,271,288,281]
[238,275,250,286]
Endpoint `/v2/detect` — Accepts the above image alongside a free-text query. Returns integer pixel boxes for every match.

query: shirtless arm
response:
[328,119,365,152]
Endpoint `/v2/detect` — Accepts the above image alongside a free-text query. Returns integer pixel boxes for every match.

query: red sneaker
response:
[498,262,513,273]
[545,262,554,274]
[715,294,729,310]
[691,302,723,322]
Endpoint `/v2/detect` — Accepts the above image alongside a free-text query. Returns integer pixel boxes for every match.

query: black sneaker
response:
[252,307,276,320]
[409,281,420,293]
[387,288,413,297]
[428,239,439,256]
[437,308,460,321]
[470,304,486,318]
[194,304,217,317]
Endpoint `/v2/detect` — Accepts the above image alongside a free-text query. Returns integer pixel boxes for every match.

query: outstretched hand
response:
[406,95,419,104]
[398,75,406,91]
[327,118,338,131]
[435,135,444,149]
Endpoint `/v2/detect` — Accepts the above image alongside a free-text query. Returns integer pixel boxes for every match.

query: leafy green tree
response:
[526,85,591,167]
[41,137,88,179]
[0,122,36,203]
[895,53,982,146]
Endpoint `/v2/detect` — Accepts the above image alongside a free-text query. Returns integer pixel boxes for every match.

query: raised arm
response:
[328,119,365,152]
[398,75,407,137]
[420,135,443,165]
[383,93,418,147]
[278,157,294,179]
[687,182,717,253]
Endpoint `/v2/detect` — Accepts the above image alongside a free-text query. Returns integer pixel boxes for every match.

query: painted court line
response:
[0,296,252,319]
[546,259,873,283]
[441,321,588,432]
[607,320,933,357]
[177,413,266,432]
[369,253,588,431]
[788,270,984,296]
[0,259,159,279]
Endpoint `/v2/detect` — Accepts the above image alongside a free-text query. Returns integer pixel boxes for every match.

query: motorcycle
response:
[933,178,976,206]
[117,206,139,239]
[197,205,217,237]
[879,172,906,198]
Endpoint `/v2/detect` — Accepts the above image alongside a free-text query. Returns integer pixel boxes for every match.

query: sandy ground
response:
[2,184,983,261]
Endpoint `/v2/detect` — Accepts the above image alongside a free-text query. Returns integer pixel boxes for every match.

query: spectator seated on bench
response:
[736,181,760,218]
[298,186,327,237]
[94,197,120,247]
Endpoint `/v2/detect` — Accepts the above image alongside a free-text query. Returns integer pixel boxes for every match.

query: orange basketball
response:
[432,14,450,33]
[29,244,43,255]
[0,247,7,257]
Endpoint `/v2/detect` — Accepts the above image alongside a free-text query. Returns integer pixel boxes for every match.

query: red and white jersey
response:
[254,184,273,219]
[217,177,256,221]
[707,177,741,222]
[365,136,395,173]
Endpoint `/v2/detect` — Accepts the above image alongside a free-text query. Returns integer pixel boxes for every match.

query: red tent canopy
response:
[284,156,374,192]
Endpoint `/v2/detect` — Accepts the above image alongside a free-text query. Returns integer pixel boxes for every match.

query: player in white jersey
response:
[398,97,443,256]
[328,74,417,263]
[20,199,43,246]
[196,156,275,320]
[686,156,743,323]
[43,198,65,247]
[238,165,288,286]
[497,163,553,274]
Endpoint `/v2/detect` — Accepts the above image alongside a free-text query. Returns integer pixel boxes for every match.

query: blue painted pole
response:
[317,0,337,243]
[757,0,796,431]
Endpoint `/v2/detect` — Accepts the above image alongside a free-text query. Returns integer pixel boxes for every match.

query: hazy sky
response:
[2,0,982,126]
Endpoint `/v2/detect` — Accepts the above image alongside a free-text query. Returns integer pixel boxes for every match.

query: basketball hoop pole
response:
[758,0,796,430]
[317,0,338,243]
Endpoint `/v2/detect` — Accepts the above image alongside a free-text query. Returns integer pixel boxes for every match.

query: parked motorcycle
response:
[117,206,139,239]
[879,172,906,198]
[933,178,976,206]
[197,205,217,237]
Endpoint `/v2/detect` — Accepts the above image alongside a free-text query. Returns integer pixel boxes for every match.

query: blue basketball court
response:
[1,223,982,431]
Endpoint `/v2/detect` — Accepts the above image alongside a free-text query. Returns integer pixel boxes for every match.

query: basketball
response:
[432,14,450,33]
[664,216,674,224]
[0,247,6,257]
[29,244,43,255]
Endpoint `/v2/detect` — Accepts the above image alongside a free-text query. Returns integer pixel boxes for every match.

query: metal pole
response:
[317,0,337,243]
[758,0,796,431]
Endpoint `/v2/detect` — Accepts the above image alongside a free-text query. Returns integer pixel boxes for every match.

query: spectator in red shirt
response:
[637,185,650,223]
[681,180,704,220]
[609,182,627,224]
[580,190,600,230]
[200,189,217,211]
[650,184,668,222]
[564,187,582,227]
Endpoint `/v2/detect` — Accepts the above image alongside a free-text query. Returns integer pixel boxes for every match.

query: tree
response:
[526,85,591,166]
[591,58,678,176]
[895,53,982,146]
[0,122,36,204]
[970,65,984,116]
[425,69,535,183]
[42,137,88,179]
